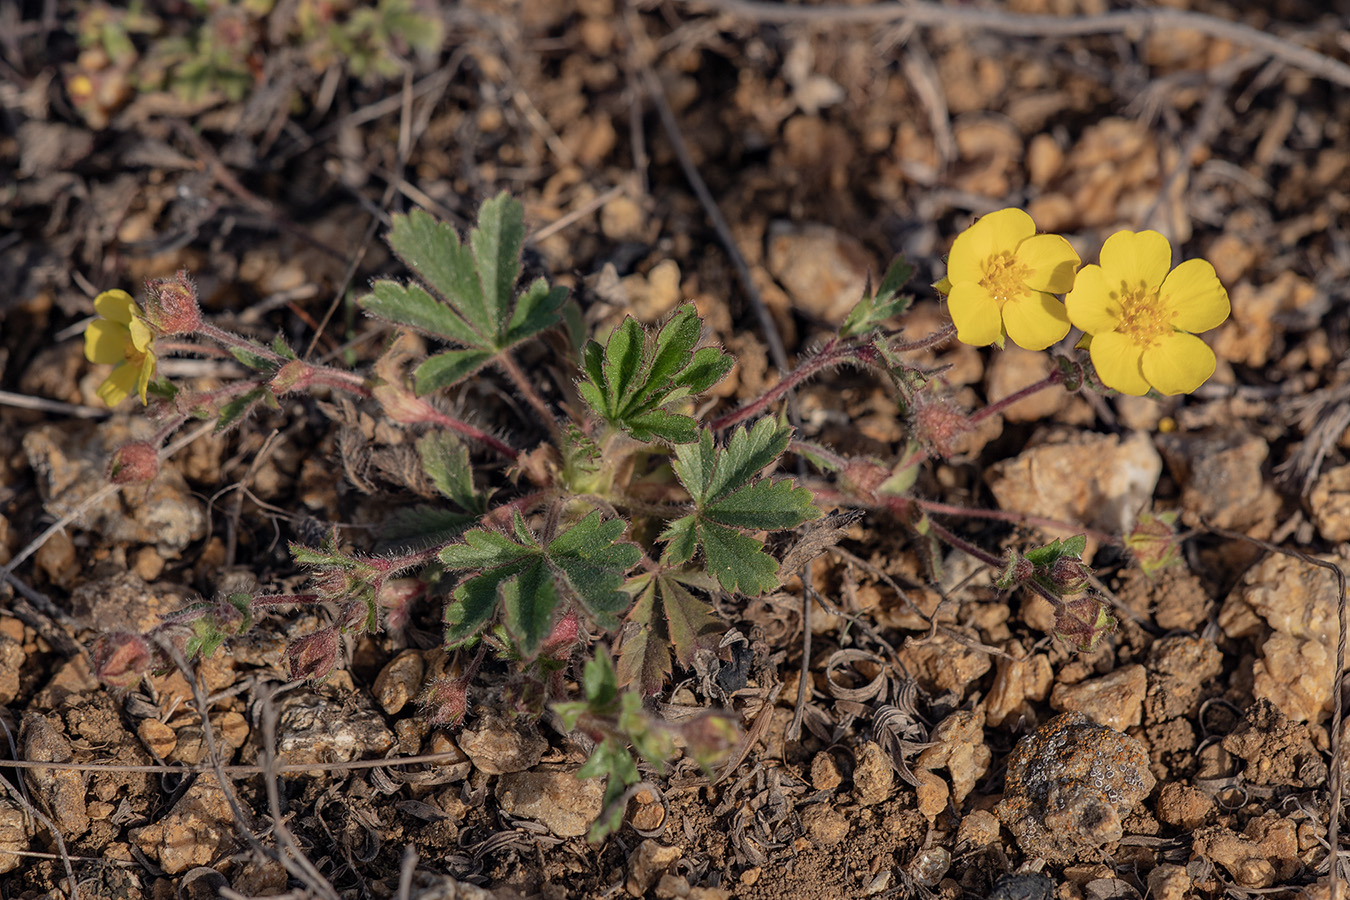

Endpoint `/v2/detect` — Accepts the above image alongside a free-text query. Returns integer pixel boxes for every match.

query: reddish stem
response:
[967,368,1064,426]
[419,407,519,460]
[712,338,855,431]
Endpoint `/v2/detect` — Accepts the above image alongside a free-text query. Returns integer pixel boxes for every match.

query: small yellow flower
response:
[84,289,157,406]
[942,208,1080,350]
[1065,230,1229,396]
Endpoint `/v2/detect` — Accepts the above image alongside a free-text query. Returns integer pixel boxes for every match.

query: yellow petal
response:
[1158,259,1229,333]
[94,290,138,325]
[1065,265,1124,335]
[96,363,139,407]
[128,316,155,353]
[1089,331,1150,396]
[1099,230,1173,291]
[85,319,130,365]
[1017,233,1080,294]
[947,282,1003,347]
[136,352,157,404]
[1002,292,1071,351]
[1141,332,1216,395]
[947,208,1034,283]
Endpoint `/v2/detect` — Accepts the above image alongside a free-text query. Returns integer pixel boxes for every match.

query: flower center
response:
[980,252,1031,307]
[1115,280,1173,347]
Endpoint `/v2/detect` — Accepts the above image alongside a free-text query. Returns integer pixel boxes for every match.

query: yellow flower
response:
[942,208,1080,350]
[84,290,157,406]
[1065,230,1229,396]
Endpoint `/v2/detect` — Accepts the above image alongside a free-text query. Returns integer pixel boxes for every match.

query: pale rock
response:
[766,221,875,325]
[984,345,1066,423]
[802,803,850,846]
[495,770,604,838]
[0,800,32,874]
[21,713,88,837]
[1049,664,1147,732]
[68,571,185,638]
[601,194,646,242]
[277,692,395,771]
[374,649,425,715]
[915,707,990,807]
[1146,864,1191,900]
[1156,429,1279,534]
[896,630,992,697]
[810,751,842,791]
[458,713,548,775]
[625,839,683,896]
[985,649,1053,728]
[131,774,239,874]
[0,635,22,705]
[1144,636,1223,722]
[915,769,949,821]
[622,259,683,322]
[1309,463,1350,541]
[985,430,1162,551]
[956,809,1000,848]
[852,740,894,806]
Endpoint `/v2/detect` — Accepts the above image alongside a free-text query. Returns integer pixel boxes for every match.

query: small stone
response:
[655,873,691,899]
[0,635,23,705]
[740,867,762,886]
[956,809,1000,848]
[625,840,683,896]
[896,630,992,697]
[996,712,1155,862]
[986,649,1054,728]
[21,713,89,837]
[458,712,547,775]
[374,649,425,715]
[170,726,206,765]
[131,775,241,875]
[1144,635,1223,723]
[137,719,177,759]
[213,711,250,749]
[601,194,645,242]
[277,692,395,771]
[852,740,894,806]
[810,751,842,791]
[1155,783,1213,830]
[766,221,875,325]
[1310,464,1350,540]
[801,803,849,846]
[622,259,683,322]
[495,770,604,838]
[1146,864,1191,900]
[426,731,472,781]
[984,346,1067,423]
[915,708,991,807]
[0,800,32,874]
[915,769,949,821]
[1050,664,1148,732]
[1156,429,1279,534]
[627,786,666,833]
[906,846,950,887]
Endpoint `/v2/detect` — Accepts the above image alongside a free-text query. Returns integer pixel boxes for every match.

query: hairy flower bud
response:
[108,441,160,484]
[378,578,425,632]
[539,608,580,659]
[142,270,202,335]
[1049,556,1090,594]
[92,631,154,689]
[908,393,974,459]
[1053,594,1117,652]
[419,675,470,727]
[287,627,341,681]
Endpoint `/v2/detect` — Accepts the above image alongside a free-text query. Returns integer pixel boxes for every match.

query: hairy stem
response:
[496,350,561,438]
[967,368,1064,427]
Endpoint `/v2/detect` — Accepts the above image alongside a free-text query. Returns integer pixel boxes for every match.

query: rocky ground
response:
[2,1,1350,898]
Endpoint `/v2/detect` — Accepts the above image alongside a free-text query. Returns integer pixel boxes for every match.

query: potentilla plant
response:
[83,198,1229,837]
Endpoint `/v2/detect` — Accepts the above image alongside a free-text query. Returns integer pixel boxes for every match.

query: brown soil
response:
[3,1,1350,899]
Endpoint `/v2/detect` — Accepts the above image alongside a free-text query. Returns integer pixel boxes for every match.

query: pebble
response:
[801,803,850,846]
[765,221,875,325]
[985,430,1162,548]
[810,751,842,791]
[0,634,22,705]
[23,420,206,555]
[600,194,645,242]
[852,740,894,806]
[627,786,666,833]
[495,770,604,838]
[1049,663,1148,732]
[68,571,185,635]
[137,718,177,758]
[21,713,89,837]
[1218,550,1350,722]
[1155,783,1213,830]
[1155,429,1279,533]
[457,712,548,775]
[985,648,1053,728]
[131,774,239,875]
[426,731,472,781]
[1146,864,1192,900]
[915,707,990,807]
[1144,636,1223,723]
[1310,463,1350,540]
[956,809,1000,848]
[984,346,1069,423]
[996,711,1155,862]
[0,799,32,874]
[895,630,992,697]
[374,649,425,715]
[621,259,683,322]
[277,692,395,771]
[625,839,682,897]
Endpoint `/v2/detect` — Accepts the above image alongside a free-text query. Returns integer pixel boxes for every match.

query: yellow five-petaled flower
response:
[1065,230,1229,396]
[84,289,157,406]
[941,208,1081,351]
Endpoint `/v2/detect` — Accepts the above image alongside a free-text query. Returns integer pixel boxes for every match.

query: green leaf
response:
[386,209,490,341]
[662,420,820,595]
[360,280,482,347]
[229,342,278,372]
[470,193,526,340]
[618,571,722,694]
[413,348,494,394]
[578,304,732,443]
[1024,534,1088,568]
[437,511,640,656]
[416,432,485,513]
[840,256,914,338]
[377,505,475,553]
[505,279,569,346]
[216,386,272,433]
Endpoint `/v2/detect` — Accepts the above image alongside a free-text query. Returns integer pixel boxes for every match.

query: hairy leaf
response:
[839,256,915,338]
[416,432,485,513]
[414,348,494,395]
[618,570,722,694]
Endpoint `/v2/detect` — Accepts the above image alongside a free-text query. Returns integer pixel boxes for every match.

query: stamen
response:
[1114,280,1171,347]
[980,252,1031,307]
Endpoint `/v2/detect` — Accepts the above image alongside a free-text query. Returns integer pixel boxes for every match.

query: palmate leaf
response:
[659,418,821,595]
[358,195,567,392]
[578,304,732,444]
[438,510,641,657]
[617,570,722,694]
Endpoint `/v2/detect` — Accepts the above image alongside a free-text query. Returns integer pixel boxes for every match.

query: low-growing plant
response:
[84,195,1227,838]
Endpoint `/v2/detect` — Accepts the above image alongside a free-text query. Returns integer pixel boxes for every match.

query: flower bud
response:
[418,675,470,727]
[108,441,160,484]
[539,608,580,659]
[142,270,202,335]
[908,393,973,459]
[378,578,425,632]
[1053,594,1117,652]
[286,627,341,681]
[1049,556,1090,594]
[269,360,313,394]
[92,631,154,689]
